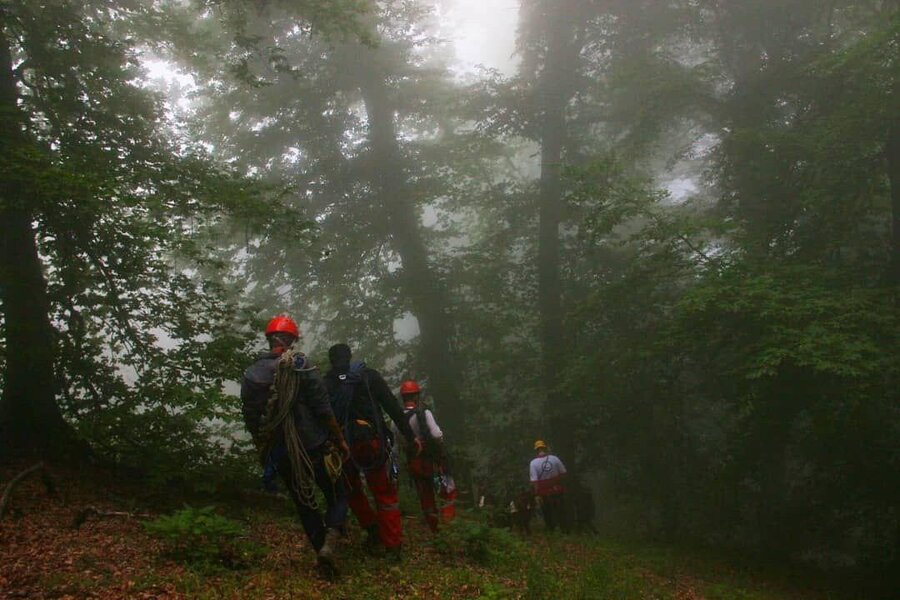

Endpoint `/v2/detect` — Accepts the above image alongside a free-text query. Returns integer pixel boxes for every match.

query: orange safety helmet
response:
[399,379,421,395]
[265,315,300,338]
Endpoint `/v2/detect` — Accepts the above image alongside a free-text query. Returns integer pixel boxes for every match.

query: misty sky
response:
[146,1,520,105]
[442,0,519,75]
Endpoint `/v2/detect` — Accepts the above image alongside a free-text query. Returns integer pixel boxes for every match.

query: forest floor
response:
[0,461,857,600]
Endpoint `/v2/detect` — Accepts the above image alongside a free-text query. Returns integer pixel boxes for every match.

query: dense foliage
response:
[0,0,298,477]
[0,0,897,594]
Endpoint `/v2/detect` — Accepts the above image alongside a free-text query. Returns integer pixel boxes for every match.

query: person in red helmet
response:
[264,314,300,339]
[394,379,457,532]
[241,315,350,578]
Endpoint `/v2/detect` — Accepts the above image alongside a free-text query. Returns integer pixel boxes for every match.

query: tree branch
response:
[72,505,152,529]
[675,233,718,267]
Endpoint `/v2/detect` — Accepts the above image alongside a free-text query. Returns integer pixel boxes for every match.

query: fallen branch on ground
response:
[72,505,153,529]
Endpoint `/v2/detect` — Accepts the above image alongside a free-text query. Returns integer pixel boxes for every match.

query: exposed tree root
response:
[0,462,57,520]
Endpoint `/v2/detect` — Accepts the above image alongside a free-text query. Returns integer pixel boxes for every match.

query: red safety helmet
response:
[400,380,421,396]
[265,315,300,338]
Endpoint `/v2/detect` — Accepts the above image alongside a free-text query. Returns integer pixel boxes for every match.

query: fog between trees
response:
[0,0,897,593]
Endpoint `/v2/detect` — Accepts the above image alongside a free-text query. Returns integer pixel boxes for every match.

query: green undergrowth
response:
[523,536,856,600]
[144,505,267,574]
[141,509,850,599]
[434,512,527,567]
[35,487,856,599]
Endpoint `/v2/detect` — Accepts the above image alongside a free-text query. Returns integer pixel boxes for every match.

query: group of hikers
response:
[240,315,457,578]
[240,315,581,578]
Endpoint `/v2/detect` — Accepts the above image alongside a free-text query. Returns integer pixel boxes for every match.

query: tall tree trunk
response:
[357,65,465,440]
[0,18,77,457]
[534,2,579,457]
[887,124,900,286]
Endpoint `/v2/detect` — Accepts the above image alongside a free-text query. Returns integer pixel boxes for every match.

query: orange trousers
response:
[344,439,402,548]
[408,456,457,532]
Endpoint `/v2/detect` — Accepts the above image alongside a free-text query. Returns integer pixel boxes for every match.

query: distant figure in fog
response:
[529,440,568,532]
[509,488,535,535]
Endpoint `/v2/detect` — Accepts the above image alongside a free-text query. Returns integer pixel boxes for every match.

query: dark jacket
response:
[324,364,415,445]
[241,351,334,451]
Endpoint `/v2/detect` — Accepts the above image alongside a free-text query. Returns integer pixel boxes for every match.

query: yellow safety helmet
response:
[534,439,547,451]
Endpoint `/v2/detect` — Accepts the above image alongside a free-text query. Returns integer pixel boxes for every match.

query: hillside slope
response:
[0,463,850,599]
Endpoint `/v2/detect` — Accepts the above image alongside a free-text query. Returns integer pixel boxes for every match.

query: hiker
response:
[324,343,422,559]
[240,315,350,578]
[392,379,457,532]
[509,488,534,535]
[529,440,568,532]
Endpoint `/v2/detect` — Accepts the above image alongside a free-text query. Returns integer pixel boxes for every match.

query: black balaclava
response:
[328,343,352,373]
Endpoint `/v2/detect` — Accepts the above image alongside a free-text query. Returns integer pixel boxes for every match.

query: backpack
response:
[404,405,442,459]
[331,360,366,430]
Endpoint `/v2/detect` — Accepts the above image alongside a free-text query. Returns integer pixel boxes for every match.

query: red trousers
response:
[408,456,457,532]
[344,440,402,548]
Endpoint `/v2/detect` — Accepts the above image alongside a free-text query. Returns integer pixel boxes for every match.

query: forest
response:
[0,0,898,598]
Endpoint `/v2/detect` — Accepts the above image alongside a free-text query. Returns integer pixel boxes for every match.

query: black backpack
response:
[330,361,387,471]
[404,404,442,459]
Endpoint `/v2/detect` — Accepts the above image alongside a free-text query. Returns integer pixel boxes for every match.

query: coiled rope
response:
[260,347,319,509]
[324,447,343,482]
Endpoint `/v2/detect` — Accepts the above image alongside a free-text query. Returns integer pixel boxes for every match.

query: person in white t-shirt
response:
[529,440,568,532]
[393,379,457,532]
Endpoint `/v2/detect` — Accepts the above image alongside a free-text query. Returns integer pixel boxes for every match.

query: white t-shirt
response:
[391,407,443,441]
[529,454,566,483]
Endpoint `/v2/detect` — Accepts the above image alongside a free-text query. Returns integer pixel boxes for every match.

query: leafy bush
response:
[144,506,264,572]
[435,515,526,567]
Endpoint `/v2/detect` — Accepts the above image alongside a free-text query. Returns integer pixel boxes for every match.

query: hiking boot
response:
[318,527,341,562]
[315,556,340,581]
[385,545,402,563]
[315,528,341,579]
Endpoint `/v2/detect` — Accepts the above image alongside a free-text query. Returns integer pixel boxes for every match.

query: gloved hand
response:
[404,436,424,457]
[323,415,351,461]
[337,437,351,462]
